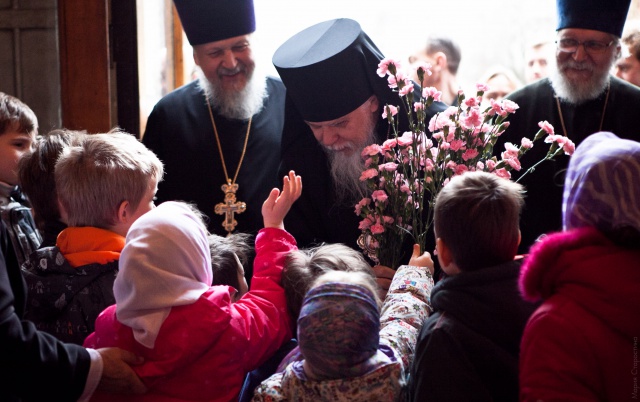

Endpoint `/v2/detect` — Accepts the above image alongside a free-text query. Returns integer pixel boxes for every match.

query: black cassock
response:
[500,76,640,253]
[143,78,285,239]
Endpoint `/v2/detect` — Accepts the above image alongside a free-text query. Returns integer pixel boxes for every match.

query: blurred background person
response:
[479,65,523,104]
[614,28,640,86]
[408,36,462,105]
[524,40,554,83]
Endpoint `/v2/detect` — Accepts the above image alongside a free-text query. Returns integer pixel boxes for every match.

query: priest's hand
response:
[97,347,147,395]
[373,264,396,301]
[262,170,302,229]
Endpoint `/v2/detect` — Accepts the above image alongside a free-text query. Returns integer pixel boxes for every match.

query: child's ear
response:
[436,238,452,267]
[117,200,130,224]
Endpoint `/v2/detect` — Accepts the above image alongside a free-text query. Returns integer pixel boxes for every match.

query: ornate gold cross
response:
[214,182,246,235]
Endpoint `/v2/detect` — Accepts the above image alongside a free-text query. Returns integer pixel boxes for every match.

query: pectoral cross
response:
[214,181,246,235]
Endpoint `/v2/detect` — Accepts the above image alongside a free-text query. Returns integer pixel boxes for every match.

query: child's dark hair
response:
[208,233,252,289]
[282,243,376,323]
[0,92,38,136]
[18,129,86,230]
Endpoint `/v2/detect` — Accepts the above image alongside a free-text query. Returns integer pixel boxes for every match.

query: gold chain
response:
[555,81,610,138]
[205,97,252,185]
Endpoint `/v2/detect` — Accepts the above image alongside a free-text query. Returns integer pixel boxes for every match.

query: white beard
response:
[550,53,616,105]
[196,65,267,120]
[326,116,379,206]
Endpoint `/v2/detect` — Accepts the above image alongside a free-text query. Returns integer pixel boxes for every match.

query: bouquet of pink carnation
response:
[355,58,575,268]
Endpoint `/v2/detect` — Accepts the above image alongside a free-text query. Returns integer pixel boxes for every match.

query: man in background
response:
[614,28,640,86]
[500,0,640,253]
[408,36,462,105]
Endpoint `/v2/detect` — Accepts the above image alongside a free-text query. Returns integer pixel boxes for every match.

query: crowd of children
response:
[1,89,639,401]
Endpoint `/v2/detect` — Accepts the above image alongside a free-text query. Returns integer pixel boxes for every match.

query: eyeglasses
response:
[555,38,614,54]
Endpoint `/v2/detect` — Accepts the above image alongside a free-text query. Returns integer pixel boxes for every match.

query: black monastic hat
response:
[273,18,391,123]
[173,0,256,46]
[556,0,631,37]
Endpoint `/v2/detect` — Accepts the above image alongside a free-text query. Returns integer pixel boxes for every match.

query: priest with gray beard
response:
[498,0,640,255]
[142,0,285,260]
[273,18,446,267]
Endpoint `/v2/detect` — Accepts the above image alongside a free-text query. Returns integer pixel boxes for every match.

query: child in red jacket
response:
[85,171,301,402]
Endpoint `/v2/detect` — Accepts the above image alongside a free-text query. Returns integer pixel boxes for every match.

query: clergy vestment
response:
[142,78,285,239]
[500,76,640,253]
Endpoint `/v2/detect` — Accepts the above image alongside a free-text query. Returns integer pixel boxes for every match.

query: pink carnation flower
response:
[505,157,522,171]
[359,168,379,181]
[520,137,534,149]
[383,216,394,225]
[493,168,511,179]
[372,190,388,203]
[379,162,399,172]
[462,107,483,128]
[422,87,442,102]
[450,139,465,152]
[354,198,370,215]
[538,120,554,135]
[370,223,385,234]
[376,58,399,77]
[454,164,469,175]
[398,131,414,147]
[486,159,497,171]
[399,81,414,97]
[562,138,576,155]
[414,102,424,111]
[501,99,519,113]
[462,148,479,161]
[359,216,374,230]
[476,83,489,92]
[361,144,382,157]
[382,105,398,119]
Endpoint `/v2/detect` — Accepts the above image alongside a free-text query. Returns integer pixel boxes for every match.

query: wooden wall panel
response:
[58,0,111,133]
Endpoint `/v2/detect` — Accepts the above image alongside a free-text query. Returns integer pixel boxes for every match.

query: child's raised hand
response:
[409,244,434,275]
[262,171,302,229]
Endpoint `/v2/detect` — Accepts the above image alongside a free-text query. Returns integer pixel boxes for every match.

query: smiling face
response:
[552,28,620,103]
[0,126,35,186]
[193,34,255,95]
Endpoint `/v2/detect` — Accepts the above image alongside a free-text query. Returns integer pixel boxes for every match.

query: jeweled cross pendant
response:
[214,182,246,235]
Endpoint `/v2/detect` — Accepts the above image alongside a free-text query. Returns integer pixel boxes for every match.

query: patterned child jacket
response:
[21,246,117,344]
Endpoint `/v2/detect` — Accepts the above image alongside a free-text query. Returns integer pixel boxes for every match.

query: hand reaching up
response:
[262,171,302,229]
[409,244,434,275]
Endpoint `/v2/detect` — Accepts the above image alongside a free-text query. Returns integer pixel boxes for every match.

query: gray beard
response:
[196,66,267,120]
[550,56,614,105]
[326,120,379,206]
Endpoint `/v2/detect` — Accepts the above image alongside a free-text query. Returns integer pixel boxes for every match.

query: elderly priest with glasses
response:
[497,0,640,255]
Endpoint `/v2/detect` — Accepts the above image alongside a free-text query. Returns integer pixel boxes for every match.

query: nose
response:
[314,127,339,147]
[571,45,589,62]
[220,50,238,69]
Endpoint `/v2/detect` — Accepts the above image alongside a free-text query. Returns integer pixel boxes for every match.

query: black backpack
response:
[0,199,42,267]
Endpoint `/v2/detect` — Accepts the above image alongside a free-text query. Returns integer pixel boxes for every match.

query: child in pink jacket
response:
[85,171,302,402]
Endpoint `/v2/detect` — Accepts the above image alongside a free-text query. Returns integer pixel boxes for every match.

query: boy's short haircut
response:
[282,243,377,322]
[208,232,252,289]
[0,92,38,136]
[434,171,524,271]
[18,129,86,230]
[55,130,164,228]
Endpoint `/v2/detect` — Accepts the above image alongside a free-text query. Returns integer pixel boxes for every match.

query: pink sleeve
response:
[232,228,296,371]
